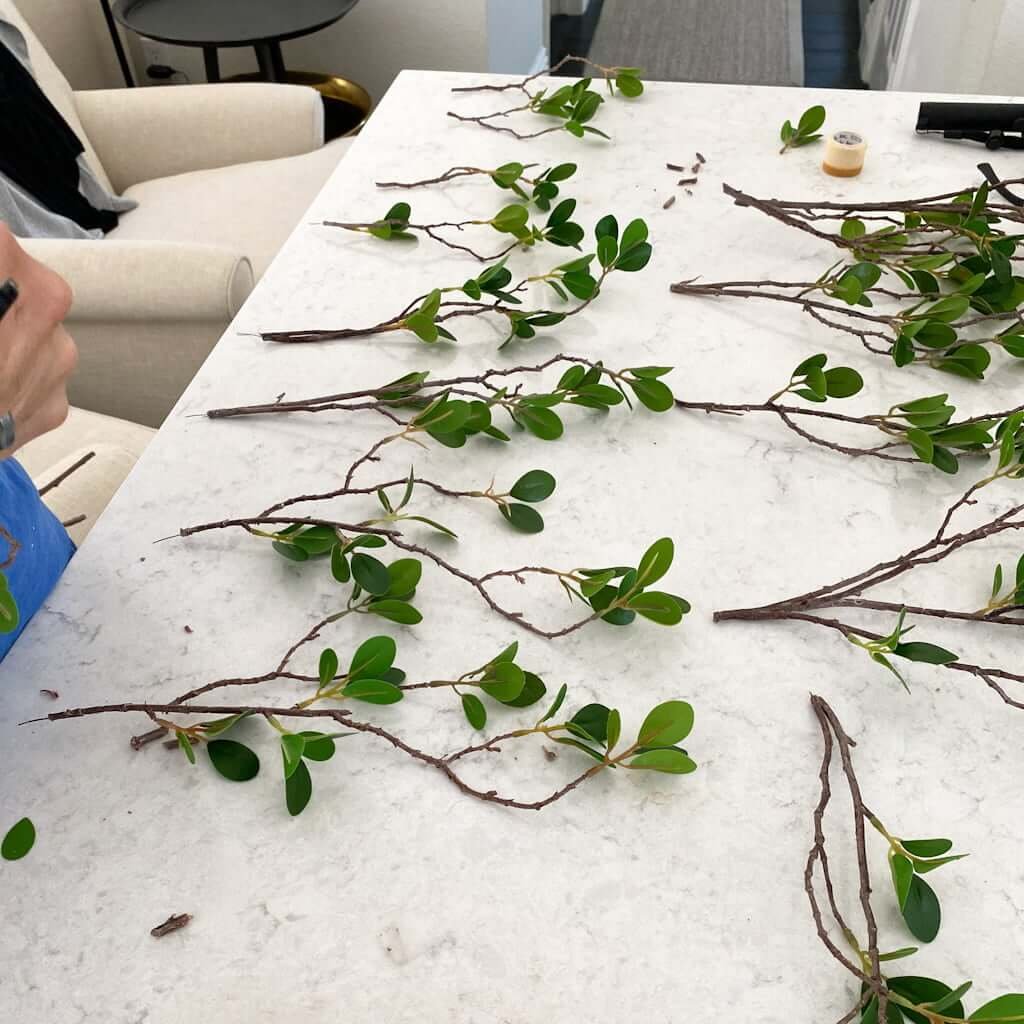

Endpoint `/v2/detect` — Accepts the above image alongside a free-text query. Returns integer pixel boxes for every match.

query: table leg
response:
[202,46,220,83]
[254,42,279,82]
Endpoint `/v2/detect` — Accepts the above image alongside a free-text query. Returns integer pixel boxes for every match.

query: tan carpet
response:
[589,0,804,86]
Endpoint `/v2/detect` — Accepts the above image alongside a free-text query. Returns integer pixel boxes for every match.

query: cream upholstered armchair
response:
[10,1,352,428]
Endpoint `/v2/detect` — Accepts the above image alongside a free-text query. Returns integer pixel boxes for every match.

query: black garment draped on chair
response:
[0,37,119,232]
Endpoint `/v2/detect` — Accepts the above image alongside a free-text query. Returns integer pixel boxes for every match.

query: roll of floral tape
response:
[822,130,867,177]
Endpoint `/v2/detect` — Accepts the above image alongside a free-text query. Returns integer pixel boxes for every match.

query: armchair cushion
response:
[74,82,327,194]
[18,407,155,545]
[110,137,351,278]
[22,238,254,425]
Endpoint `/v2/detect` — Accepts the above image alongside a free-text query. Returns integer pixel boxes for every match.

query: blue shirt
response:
[0,458,74,659]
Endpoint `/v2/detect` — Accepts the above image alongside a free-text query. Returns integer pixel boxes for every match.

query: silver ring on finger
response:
[0,411,15,451]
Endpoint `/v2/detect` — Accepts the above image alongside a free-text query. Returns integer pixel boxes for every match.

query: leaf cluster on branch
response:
[673,178,1024,379]
[31,623,697,817]
[262,215,652,347]
[376,160,578,212]
[447,56,644,141]
[676,351,1024,476]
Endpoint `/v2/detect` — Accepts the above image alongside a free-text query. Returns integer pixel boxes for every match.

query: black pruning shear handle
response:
[978,162,1024,206]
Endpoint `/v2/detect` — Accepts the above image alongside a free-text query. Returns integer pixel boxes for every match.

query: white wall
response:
[884,0,1024,94]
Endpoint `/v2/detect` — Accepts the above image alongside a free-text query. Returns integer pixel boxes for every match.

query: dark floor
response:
[802,0,866,88]
[549,0,866,88]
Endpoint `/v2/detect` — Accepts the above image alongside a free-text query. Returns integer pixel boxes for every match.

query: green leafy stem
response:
[715,473,1024,710]
[323,196,587,262]
[28,629,697,817]
[375,160,578,212]
[779,103,826,154]
[676,351,1024,476]
[447,55,643,141]
[808,695,1021,1024]
[262,214,652,347]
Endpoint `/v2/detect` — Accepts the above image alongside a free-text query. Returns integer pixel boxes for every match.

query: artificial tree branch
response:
[28,625,699,815]
[447,57,644,141]
[676,351,1024,475]
[807,695,1020,1024]
[715,469,1024,705]
[253,215,650,348]
[322,216,522,262]
[674,177,1024,378]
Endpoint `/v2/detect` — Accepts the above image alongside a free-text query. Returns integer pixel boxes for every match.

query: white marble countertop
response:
[2,72,1022,1023]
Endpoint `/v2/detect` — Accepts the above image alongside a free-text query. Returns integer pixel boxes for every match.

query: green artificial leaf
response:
[595,214,619,242]
[343,678,403,704]
[491,204,530,234]
[176,731,196,765]
[892,333,916,367]
[351,553,391,596]
[637,700,695,746]
[558,364,587,390]
[616,73,643,97]
[298,732,338,761]
[281,734,306,779]
[878,948,919,963]
[901,874,941,942]
[922,295,969,323]
[0,585,19,634]
[906,428,935,464]
[620,219,649,253]
[780,119,794,143]
[366,600,422,625]
[386,558,422,599]
[628,377,675,411]
[970,995,1024,1021]
[331,545,350,583]
[902,838,953,858]
[480,662,525,703]
[349,635,397,680]
[626,591,687,625]
[635,537,674,588]
[597,234,618,268]
[200,710,253,738]
[892,642,959,666]
[461,693,487,730]
[841,218,866,240]
[207,739,260,782]
[627,748,697,774]
[890,978,967,1024]
[824,367,864,398]
[931,446,960,475]
[1,817,35,861]
[890,852,914,909]
[538,683,567,724]
[614,242,653,273]
[318,648,339,687]
[502,671,546,708]
[569,703,610,743]
[516,405,564,440]
[384,201,411,224]
[798,104,826,134]
[500,503,545,533]
[914,854,967,874]
[285,758,312,816]
[272,540,309,562]
[509,469,556,502]
[554,736,606,762]
[605,708,622,751]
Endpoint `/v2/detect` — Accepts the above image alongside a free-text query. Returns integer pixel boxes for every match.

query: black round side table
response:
[113,0,360,84]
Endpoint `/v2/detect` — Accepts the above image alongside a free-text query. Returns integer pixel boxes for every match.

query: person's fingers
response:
[2,325,76,455]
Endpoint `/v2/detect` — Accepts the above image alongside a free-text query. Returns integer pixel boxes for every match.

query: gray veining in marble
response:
[2,73,1022,1022]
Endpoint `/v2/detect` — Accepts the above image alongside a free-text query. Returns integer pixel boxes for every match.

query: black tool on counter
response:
[917,102,1024,149]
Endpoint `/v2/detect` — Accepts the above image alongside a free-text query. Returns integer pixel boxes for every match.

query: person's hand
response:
[0,225,76,458]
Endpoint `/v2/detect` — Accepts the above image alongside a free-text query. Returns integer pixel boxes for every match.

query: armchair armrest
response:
[21,239,255,426]
[22,238,254,322]
[75,83,325,193]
